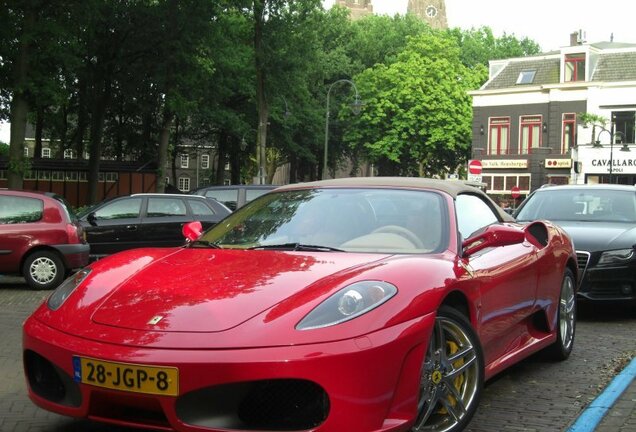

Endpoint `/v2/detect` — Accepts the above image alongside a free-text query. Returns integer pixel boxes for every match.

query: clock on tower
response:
[407,0,448,29]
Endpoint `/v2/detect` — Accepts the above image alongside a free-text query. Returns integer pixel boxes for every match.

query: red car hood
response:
[90,248,389,333]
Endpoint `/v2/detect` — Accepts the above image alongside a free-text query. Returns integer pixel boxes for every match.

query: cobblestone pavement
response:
[1,276,634,432]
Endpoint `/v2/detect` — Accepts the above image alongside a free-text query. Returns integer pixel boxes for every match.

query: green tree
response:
[448,26,541,71]
[1,0,77,188]
[344,31,482,176]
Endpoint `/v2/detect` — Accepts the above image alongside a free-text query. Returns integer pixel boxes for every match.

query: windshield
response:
[516,189,636,223]
[195,188,448,254]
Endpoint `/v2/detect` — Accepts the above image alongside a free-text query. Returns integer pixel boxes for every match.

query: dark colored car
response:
[78,193,230,260]
[190,184,278,210]
[0,189,89,290]
[514,184,636,303]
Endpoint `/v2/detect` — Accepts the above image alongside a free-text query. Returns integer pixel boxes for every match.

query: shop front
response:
[573,146,636,185]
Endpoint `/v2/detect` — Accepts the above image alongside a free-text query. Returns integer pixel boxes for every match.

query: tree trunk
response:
[34,107,44,159]
[215,132,227,185]
[156,107,174,193]
[7,5,36,190]
[254,0,269,184]
[87,69,112,204]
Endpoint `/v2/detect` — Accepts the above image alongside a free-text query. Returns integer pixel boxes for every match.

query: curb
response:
[566,356,636,432]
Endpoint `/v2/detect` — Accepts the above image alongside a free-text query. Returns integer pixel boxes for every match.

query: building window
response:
[562,113,576,154]
[178,176,190,192]
[41,148,51,158]
[24,147,29,157]
[488,117,510,155]
[51,171,64,181]
[613,111,635,144]
[180,154,189,168]
[224,162,230,171]
[105,172,118,182]
[564,54,585,82]
[65,172,78,181]
[38,170,51,180]
[482,174,531,195]
[519,115,542,154]
[63,149,75,159]
[516,70,536,85]
[201,154,210,169]
[0,170,6,179]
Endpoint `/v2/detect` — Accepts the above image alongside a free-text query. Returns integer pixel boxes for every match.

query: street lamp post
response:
[323,79,363,180]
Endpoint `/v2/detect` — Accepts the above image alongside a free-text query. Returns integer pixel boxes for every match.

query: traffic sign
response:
[511,186,521,199]
[468,160,482,175]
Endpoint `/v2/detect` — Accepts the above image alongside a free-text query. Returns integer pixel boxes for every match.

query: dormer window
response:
[516,70,536,84]
[565,53,585,82]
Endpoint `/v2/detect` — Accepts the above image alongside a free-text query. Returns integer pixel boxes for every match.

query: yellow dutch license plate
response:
[73,356,178,396]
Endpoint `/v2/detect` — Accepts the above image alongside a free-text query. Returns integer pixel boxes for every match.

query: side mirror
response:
[87,212,97,226]
[462,224,525,257]
[183,221,203,242]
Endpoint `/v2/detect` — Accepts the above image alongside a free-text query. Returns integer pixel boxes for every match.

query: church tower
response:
[407,0,448,29]
[335,0,373,20]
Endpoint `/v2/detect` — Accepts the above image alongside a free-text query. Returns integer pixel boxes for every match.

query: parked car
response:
[24,178,577,432]
[190,184,278,210]
[514,184,636,303]
[0,190,89,290]
[78,193,231,260]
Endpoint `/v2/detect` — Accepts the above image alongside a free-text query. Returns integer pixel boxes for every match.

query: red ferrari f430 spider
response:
[23,178,577,432]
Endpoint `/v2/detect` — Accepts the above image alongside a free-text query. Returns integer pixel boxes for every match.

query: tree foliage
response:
[0,1,542,192]
[343,32,481,176]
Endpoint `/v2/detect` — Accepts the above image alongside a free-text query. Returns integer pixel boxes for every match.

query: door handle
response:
[125,225,138,231]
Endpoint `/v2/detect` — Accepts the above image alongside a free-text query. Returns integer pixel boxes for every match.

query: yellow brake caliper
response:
[436,340,465,414]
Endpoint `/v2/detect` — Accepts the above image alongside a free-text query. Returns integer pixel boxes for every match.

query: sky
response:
[2,0,635,144]
[324,0,636,52]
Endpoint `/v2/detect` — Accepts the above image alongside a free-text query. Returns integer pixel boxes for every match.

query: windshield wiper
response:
[249,242,344,252]
[189,240,221,249]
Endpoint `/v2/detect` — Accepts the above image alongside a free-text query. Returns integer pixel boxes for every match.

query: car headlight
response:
[296,281,397,330]
[47,269,91,311]
[597,248,635,266]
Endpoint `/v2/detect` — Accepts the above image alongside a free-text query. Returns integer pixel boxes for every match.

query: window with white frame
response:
[201,154,210,169]
[482,174,531,195]
[41,148,51,158]
[24,147,29,157]
[180,154,189,168]
[178,176,190,192]
[488,117,510,155]
[64,149,75,159]
[519,115,542,154]
[516,70,536,85]
[562,113,576,154]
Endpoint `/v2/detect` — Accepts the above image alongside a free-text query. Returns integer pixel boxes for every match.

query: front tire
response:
[545,268,576,360]
[22,251,65,290]
[413,306,484,432]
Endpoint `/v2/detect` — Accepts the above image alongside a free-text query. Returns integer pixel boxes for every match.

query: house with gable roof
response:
[470,31,636,202]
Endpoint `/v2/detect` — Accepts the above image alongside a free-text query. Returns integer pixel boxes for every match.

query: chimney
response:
[570,31,579,46]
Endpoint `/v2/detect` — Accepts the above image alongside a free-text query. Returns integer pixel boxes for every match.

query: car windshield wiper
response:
[249,243,344,252]
[189,239,221,249]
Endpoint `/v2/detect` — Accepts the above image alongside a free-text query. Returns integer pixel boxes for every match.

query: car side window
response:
[204,189,239,210]
[188,199,215,216]
[95,198,142,220]
[0,196,43,224]
[147,198,187,217]
[245,189,269,203]
[456,194,499,240]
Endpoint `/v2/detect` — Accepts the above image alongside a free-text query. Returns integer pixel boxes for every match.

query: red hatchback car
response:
[0,189,89,290]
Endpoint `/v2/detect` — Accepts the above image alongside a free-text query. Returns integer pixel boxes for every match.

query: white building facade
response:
[470,33,636,201]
